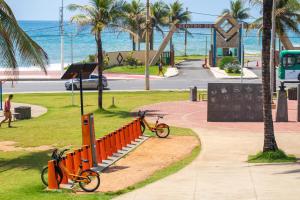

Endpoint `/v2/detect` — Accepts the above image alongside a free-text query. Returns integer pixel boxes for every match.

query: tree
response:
[68,0,124,110]
[168,1,191,51]
[122,0,145,51]
[0,0,48,75]
[149,1,170,50]
[249,0,300,37]
[223,0,250,21]
[261,0,278,152]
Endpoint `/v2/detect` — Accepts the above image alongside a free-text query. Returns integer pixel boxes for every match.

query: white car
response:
[65,74,108,90]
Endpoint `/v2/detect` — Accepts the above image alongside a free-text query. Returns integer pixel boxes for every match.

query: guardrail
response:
[48,118,143,190]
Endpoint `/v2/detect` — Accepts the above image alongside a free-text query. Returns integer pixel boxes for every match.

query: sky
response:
[6,0,260,22]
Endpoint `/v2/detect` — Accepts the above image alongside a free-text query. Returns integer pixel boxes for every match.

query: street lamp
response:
[145,0,150,90]
[60,0,65,75]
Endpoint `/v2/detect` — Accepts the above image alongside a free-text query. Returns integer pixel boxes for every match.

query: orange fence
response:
[47,118,143,190]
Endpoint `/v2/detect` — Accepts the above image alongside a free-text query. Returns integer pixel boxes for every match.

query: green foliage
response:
[0,1,48,72]
[248,149,297,163]
[123,52,141,66]
[224,63,241,74]
[218,56,237,69]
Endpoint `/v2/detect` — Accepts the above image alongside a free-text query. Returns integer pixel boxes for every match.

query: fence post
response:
[66,153,74,174]
[115,130,122,151]
[100,138,107,161]
[81,145,90,170]
[48,160,59,190]
[61,157,68,184]
[120,127,126,147]
[96,139,102,164]
[73,149,82,173]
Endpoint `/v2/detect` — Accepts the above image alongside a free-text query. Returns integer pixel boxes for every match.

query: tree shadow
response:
[102,166,129,173]
[0,150,51,174]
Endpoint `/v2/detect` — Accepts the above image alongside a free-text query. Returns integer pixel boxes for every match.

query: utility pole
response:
[240,22,244,83]
[184,7,188,56]
[270,0,276,95]
[60,0,64,75]
[145,0,150,90]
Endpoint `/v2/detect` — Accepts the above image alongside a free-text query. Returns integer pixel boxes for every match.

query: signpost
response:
[61,62,97,116]
[61,63,98,167]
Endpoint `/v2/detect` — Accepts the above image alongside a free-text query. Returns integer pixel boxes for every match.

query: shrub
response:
[224,63,241,74]
[124,52,141,66]
[218,56,237,69]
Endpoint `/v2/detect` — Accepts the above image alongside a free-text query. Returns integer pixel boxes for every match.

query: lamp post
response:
[145,0,150,90]
[60,0,65,75]
[240,21,245,83]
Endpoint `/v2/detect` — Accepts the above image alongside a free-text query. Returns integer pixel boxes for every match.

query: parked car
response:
[65,74,108,90]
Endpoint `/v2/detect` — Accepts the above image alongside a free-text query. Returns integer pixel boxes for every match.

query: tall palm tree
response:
[68,0,124,110]
[256,0,279,152]
[122,0,145,51]
[250,0,300,40]
[0,0,48,75]
[149,1,170,50]
[223,0,250,21]
[168,1,191,51]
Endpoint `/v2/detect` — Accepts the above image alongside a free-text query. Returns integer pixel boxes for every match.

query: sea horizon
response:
[2,20,299,69]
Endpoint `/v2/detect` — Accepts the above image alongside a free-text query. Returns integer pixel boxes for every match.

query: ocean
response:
[13,21,300,68]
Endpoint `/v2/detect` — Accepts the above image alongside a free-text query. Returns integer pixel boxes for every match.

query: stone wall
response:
[207,83,263,122]
[105,51,158,67]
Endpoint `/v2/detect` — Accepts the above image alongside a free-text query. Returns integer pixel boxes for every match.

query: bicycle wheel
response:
[79,170,100,192]
[155,123,170,138]
[41,166,63,186]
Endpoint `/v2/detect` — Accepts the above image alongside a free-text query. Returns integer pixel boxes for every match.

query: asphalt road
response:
[2,60,263,93]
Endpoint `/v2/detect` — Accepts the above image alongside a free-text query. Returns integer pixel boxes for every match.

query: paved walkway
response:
[0,102,47,121]
[115,101,300,200]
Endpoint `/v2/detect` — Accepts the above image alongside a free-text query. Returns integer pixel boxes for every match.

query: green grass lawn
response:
[0,91,200,200]
[104,65,167,76]
[175,55,206,64]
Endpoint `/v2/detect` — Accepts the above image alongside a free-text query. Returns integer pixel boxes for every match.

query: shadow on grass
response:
[0,150,51,173]
[94,109,166,119]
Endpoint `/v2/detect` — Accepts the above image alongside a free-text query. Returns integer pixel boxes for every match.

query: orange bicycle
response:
[41,149,100,192]
[138,110,170,138]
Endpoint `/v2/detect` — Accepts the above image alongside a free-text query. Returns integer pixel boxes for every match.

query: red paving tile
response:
[138,100,300,133]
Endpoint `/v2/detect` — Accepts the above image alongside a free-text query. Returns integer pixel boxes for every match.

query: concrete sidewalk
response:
[115,101,300,200]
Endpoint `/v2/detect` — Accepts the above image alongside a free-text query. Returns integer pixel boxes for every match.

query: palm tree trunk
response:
[132,39,136,51]
[262,0,278,152]
[96,31,104,110]
[150,29,154,50]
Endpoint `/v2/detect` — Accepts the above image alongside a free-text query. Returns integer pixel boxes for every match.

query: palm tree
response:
[254,0,279,152]
[68,0,124,110]
[250,0,300,41]
[149,1,170,50]
[0,0,48,75]
[168,1,191,51]
[223,0,250,21]
[122,0,145,51]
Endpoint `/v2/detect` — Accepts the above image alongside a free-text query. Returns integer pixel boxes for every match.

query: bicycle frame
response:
[140,116,160,132]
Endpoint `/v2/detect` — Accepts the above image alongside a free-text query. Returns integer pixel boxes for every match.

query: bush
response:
[124,52,141,66]
[218,56,237,69]
[224,63,241,74]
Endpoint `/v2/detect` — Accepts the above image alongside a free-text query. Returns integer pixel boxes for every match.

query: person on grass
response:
[0,94,13,128]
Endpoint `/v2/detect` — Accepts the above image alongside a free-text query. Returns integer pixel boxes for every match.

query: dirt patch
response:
[0,141,53,152]
[98,135,199,192]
